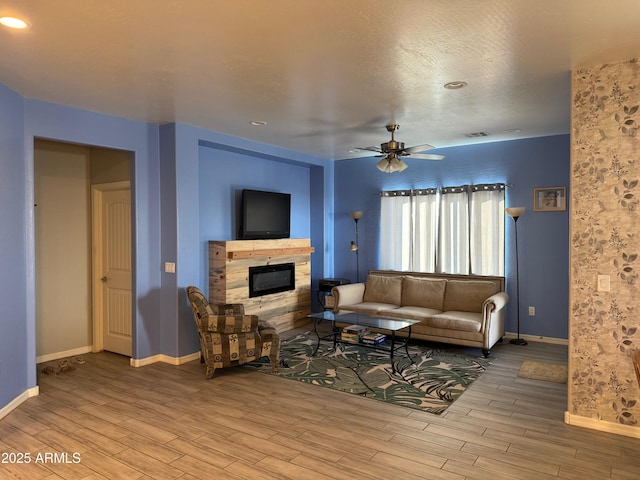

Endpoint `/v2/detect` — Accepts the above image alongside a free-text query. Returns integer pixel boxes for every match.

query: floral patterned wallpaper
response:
[571,58,639,427]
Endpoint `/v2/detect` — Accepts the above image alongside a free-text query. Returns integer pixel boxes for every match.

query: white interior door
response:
[95,184,132,356]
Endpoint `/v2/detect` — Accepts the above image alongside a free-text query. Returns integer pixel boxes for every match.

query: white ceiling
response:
[2,1,640,161]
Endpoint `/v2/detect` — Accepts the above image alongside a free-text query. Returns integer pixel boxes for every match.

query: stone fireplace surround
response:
[209,238,313,332]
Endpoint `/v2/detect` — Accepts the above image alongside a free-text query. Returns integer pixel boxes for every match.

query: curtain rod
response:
[379,183,512,196]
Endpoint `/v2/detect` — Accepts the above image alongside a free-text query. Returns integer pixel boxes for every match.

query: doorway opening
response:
[34,139,133,365]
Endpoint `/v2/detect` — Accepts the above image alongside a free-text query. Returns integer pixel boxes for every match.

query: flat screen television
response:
[238,189,291,240]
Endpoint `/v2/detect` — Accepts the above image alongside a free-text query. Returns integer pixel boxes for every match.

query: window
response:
[380,184,505,275]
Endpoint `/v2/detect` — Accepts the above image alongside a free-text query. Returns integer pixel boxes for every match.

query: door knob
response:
[101,276,107,282]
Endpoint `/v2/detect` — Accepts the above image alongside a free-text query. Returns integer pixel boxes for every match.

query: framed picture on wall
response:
[533,186,566,212]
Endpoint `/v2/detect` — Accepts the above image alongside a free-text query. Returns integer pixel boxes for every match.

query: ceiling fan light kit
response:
[376,154,408,173]
[360,123,445,173]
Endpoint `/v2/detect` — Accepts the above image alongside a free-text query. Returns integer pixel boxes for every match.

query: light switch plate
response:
[165,262,176,274]
[597,274,610,292]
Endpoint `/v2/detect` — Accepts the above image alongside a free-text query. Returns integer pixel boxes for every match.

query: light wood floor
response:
[2,327,640,480]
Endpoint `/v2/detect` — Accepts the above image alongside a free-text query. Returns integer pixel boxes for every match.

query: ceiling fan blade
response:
[355,146,383,156]
[404,153,445,160]
[403,143,436,153]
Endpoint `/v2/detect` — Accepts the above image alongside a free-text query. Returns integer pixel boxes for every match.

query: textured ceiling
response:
[2,1,640,160]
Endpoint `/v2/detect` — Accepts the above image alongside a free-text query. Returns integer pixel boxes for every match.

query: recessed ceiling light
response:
[506,128,522,133]
[0,16,29,29]
[250,120,267,126]
[444,81,467,90]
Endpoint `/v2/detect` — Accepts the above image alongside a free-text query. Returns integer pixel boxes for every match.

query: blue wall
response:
[24,99,163,362]
[334,135,570,340]
[0,84,28,408]
[198,144,311,285]
[165,127,333,356]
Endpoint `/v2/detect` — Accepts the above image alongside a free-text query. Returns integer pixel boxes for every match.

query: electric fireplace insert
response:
[248,263,295,298]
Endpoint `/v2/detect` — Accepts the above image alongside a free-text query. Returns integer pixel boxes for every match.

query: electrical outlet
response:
[528,306,535,316]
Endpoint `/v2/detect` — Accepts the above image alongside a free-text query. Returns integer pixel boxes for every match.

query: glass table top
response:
[309,310,420,331]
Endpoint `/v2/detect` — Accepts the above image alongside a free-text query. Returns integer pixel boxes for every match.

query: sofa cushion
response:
[340,303,399,315]
[429,311,483,332]
[401,276,446,310]
[363,274,402,305]
[381,306,442,322]
[443,280,499,313]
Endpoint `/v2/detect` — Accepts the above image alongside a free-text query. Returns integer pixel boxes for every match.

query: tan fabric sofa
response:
[331,270,508,357]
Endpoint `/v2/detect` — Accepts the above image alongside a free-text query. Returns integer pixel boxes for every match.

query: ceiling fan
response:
[357,124,445,173]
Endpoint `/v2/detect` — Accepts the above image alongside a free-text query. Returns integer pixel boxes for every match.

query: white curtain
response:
[379,192,412,270]
[438,188,469,274]
[412,191,439,272]
[470,186,505,275]
[380,184,505,276]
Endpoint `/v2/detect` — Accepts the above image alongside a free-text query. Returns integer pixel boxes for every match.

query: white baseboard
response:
[0,386,39,421]
[130,351,200,368]
[564,411,640,439]
[38,347,200,368]
[36,345,93,364]
[504,332,568,345]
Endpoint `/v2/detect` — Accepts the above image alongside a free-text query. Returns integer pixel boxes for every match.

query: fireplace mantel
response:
[209,239,313,331]
[226,246,314,260]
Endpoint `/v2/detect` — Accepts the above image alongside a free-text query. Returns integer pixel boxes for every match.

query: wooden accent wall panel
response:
[209,239,313,332]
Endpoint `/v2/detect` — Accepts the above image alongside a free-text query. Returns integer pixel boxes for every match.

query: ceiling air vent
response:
[464,131,490,138]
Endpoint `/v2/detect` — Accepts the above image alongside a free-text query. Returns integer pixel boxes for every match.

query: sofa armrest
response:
[480,291,509,333]
[331,283,366,310]
[483,292,509,313]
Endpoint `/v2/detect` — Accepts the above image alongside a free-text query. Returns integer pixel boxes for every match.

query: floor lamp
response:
[506,207,527,346]
[349,211,363,283]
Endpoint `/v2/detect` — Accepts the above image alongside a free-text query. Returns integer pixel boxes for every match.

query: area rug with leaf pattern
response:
[249,331,492,415]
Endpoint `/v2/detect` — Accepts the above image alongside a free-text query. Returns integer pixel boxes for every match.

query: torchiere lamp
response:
[506,207,527,345]
[349,211,363,282]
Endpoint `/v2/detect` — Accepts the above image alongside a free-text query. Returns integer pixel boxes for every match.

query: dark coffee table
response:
[309,310,420,370]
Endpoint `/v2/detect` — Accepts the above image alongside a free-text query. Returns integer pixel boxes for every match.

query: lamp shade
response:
[376,158,389,172]
[389,155,408,172]
[505,206,526,218]
[349,210,363,220]
[376,154,408,173]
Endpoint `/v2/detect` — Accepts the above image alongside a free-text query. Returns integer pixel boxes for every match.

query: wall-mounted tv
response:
[238,189,291,240]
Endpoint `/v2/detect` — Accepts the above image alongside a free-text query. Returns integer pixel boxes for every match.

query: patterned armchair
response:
[186,286,280,378]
